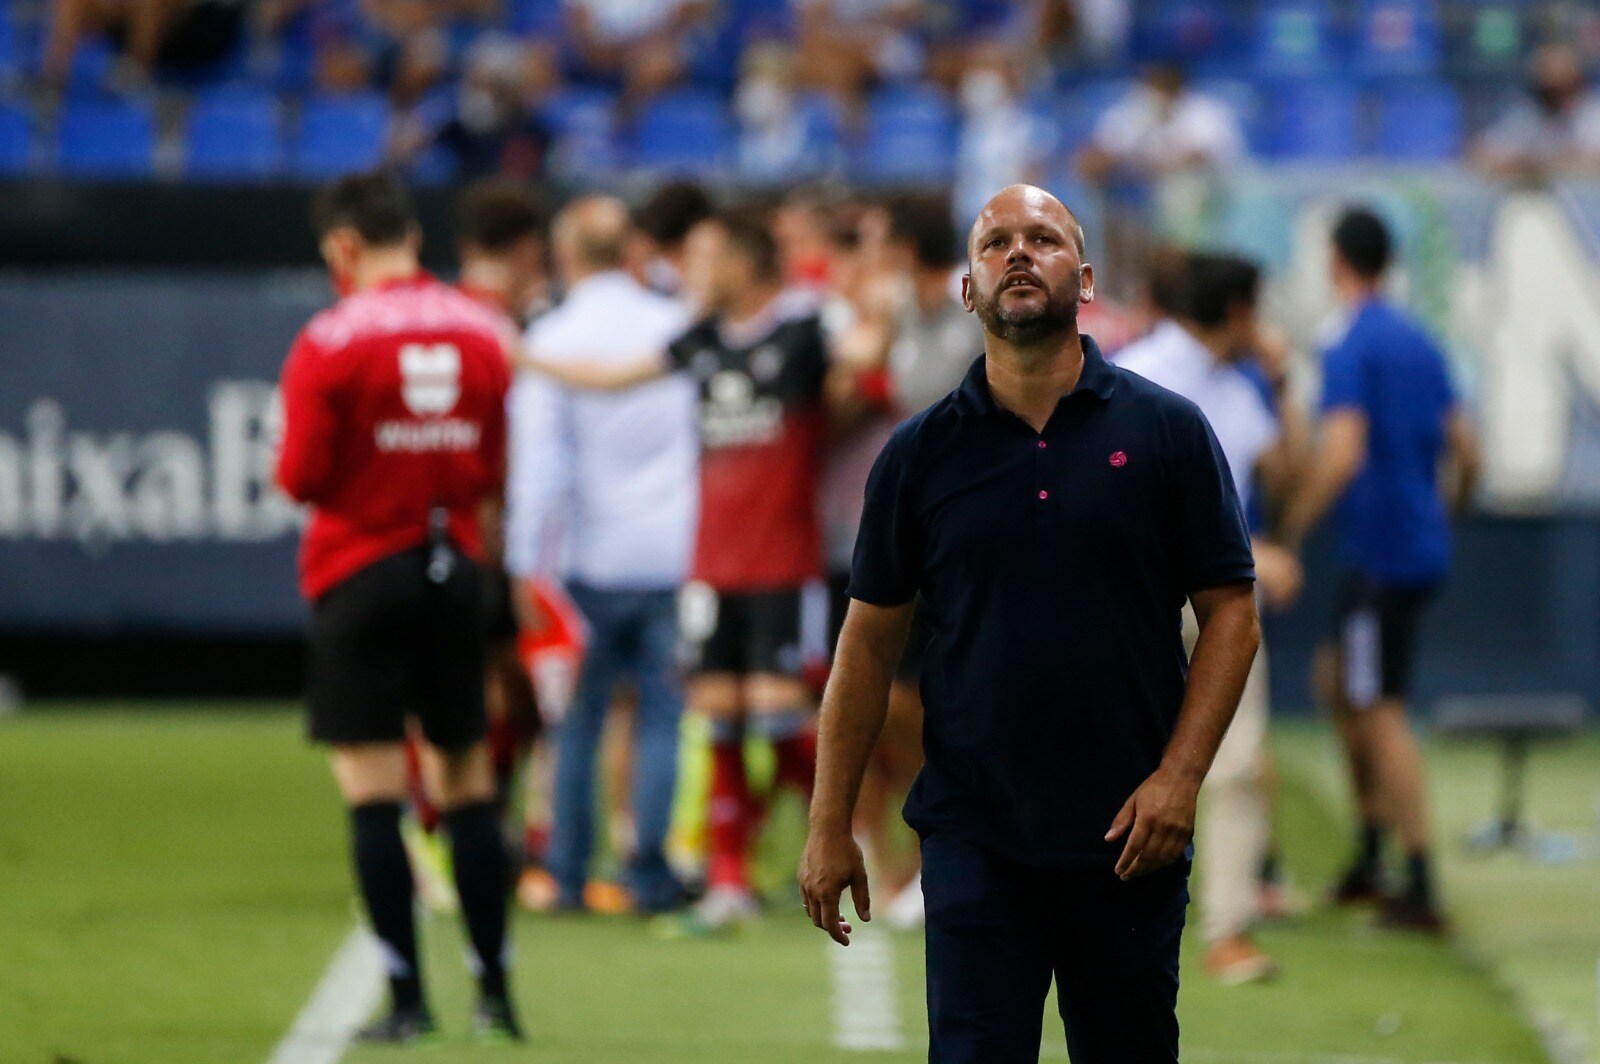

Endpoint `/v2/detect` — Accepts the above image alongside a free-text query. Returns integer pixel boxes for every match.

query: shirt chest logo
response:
[399,343,461,415]
[1109,450,1128,468]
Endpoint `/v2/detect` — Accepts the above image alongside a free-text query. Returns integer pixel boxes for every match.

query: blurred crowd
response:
[22,0,1600,189]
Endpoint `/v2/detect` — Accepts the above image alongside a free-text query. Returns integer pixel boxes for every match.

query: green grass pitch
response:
[1,704,1592,1063]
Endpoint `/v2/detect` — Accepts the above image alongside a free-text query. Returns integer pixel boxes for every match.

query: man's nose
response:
[1006,239,1033,265]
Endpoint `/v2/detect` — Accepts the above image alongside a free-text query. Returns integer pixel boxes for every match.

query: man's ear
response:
[960,273,974,312]
[1078,262,1096,305]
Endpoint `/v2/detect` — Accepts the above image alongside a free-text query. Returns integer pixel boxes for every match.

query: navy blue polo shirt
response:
[849,337,1255,867]
[1320,298,1457,587]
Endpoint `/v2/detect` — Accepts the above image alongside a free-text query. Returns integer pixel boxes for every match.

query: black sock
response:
[444,801,512,1001]
[1406,851,1433,903]
[1359,820,1385,869]
[349,802,423,1012]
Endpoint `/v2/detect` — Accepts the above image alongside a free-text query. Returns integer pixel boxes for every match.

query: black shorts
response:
[481,565,520,644]
[826,571,931,683]
[1332,573,1437,708]
[683,582,827,678]
[308,545,488,750]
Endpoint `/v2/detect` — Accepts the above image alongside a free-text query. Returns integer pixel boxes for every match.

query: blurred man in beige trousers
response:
[1118,251,1304,983]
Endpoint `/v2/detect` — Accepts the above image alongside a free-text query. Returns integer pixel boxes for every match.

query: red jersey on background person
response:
[273,172,522,1045]
[519,205,894,932]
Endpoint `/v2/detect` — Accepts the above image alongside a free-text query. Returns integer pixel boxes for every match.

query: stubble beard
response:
[975,279,1080,347]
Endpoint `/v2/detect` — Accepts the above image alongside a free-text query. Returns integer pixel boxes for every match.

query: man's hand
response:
[798,829,871,946]
[1253,540,1303,610]
[1105,767,1201,880]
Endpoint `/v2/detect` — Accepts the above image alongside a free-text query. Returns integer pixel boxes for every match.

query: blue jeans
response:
[549,582,684,911]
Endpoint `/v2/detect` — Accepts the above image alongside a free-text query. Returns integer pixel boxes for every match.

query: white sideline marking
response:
[829,921,906,1052]
[266,926,383,1064]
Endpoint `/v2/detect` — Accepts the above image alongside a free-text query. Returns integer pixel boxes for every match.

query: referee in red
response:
[800,185,1260,1063]
[275,173,521,1043]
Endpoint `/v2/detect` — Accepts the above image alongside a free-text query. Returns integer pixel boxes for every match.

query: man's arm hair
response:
[798,598,913,945]
[1280,408,1367,550]
[1164,582,1261,784]
[1106,581,1260,879]
[809,599,915,836]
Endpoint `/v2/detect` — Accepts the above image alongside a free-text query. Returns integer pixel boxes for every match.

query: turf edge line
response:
[266,925,383,1064]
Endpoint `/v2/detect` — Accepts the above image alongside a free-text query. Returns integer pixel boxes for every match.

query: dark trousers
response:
[922,831,1190,1064]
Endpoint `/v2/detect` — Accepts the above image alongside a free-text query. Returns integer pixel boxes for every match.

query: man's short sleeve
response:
[847,428,921,606]
[1169,402,1256,594]
[1320,331,1367,414]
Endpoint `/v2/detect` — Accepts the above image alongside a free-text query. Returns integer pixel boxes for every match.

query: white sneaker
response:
[693,886,761,931]
[885,872,924,931]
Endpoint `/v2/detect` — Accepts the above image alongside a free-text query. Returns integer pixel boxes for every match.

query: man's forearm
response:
[809,606,910,836]
[1161,588,1261,784]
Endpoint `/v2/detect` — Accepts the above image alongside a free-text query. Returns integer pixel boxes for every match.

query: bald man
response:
[504,195,699,914]
[799,186,1261,1063]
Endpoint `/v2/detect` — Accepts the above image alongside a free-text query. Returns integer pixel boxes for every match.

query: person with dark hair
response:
[520,205,897,931]
[1473,44,1600,181]
[1282,206,1479,933]
[1116,251,1303,985]
[277,172,522,1043]
[631,180,715,294]
[799,185,1261,1063]
[390,35,555,182]
[454,175,553,874]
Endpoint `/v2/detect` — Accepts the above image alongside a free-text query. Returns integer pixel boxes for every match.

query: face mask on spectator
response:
[959,70,1010,116]
[737,78,792,128]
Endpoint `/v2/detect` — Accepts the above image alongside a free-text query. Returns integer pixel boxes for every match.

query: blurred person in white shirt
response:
[1115,252,1303,986]
[953,41,1056,229]
[1077,64,1245,186]
[505,195,699,915]
[736,42,845,186]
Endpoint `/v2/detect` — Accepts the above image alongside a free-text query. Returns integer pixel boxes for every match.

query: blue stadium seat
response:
[1253,0,1336,78]
[508,0,564,37]
[1133,0,1229,68]
[1266,84,1357,159]
[57,98,156,177]
[1376,83,1462,160]
[0,102,32,174]
[540,88,620,176]
[290,93,389,178]
[185,89,282,178]
[1354,0,1441,79]
[857,87,958,185]
[633,90,731,175]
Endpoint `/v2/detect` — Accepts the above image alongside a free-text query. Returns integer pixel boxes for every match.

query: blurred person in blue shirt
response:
[1283,207,1478,934]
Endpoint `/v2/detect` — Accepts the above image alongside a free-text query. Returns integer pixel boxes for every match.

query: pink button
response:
[1037,440,1047,449]
[1038,490,1049,500]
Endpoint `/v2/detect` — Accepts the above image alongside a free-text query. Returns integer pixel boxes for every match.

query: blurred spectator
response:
[1077,64,1246,187]
[391,34,555,180]
[1473,44,1600,181]
[629,180,714,295]
[773,185,854,291]
[793,0,926,107]
[883,191,981,412]
[564,0,713,107]
[736,42,841,185]
[44,0,249,90]
[952,41,1054,230]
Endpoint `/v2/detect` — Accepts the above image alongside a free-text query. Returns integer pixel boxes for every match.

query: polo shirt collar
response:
[954,333,1117,418]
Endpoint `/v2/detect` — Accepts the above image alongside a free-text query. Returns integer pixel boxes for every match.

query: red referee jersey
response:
[276,273,514,600]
